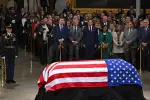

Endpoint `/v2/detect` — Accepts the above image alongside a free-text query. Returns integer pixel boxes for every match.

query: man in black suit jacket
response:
[83,19,98,60]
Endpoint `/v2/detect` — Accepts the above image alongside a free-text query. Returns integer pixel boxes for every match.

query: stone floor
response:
[0,50,150,100]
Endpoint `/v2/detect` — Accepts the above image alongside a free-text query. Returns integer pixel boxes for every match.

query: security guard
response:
[1,24,18,84]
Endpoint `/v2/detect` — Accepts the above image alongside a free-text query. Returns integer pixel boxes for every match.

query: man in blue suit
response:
[83,19,98,60]
[138,19,150,71]
[142,19,150,71]
[48,18,69,63]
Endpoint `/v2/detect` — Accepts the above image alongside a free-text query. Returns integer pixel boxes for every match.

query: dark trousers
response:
[5,56,15,81]
[40,41,47,65]
[85,46,95,60]
[113,53,125,60]
[137,49,150,71]
[21,33,30,50]
[125,48,137,66]
[69,44,79,60]
[35,37,43,57]
[48,44,67,64]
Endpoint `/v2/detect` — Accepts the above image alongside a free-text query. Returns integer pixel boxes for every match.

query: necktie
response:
[89,26,91,32]
[98,29,100,35]
[90,26,92,32]
[128,28,131,35]
[75,27,77,32]
[60,25,63,31]
[74,27,76,32]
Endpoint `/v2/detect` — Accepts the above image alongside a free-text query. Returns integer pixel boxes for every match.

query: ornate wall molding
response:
[67,0,150,14]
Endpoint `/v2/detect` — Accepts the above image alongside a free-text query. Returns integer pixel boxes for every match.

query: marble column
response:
[136,0,141,18]
[29,0,35,12]
[28,0,40,12]
[24,0,28,12]
[35,0,41,11]
[7,0,15,8]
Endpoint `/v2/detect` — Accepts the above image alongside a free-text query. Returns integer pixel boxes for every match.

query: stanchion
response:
[59,43,62,61]
[101,43,103,59]
[30,35,33,74]
[139,44,142,76]
[137,44,144,76]
[47,39,49,65]
[1,57,6,88]
[25,33,27,56]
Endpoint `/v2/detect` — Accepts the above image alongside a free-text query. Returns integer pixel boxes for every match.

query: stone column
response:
[24,0,28,12]
[28,0,40,12]
[35,0,41,12]
[136,0,141,18]
[29,0,35,12]
[7,0,15,8]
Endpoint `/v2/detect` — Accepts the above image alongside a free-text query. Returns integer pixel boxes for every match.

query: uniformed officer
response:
[1,24,18,84]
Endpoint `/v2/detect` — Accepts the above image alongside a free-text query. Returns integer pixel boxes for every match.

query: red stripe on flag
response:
[51,64,107,70]
[46,82,108,91]
[38,74,46,88]
[46,62,59,71]
[46,72,108,84]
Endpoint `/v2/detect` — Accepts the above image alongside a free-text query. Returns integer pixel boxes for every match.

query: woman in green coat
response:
[98,26,113,59]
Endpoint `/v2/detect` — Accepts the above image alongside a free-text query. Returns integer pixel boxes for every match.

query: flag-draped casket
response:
[35,59,145,100]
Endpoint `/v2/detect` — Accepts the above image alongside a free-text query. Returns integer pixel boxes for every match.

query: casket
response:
[35,59,146,100]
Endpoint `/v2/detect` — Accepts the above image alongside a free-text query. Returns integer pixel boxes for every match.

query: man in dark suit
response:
[144,29,150,72]
[138,19,150,71]
[69,18,83,60]
[83,19,98,60]
[101,16,110,29]
[48,18,69,63]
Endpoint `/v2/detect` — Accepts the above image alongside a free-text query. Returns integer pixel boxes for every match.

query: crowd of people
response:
[0,3,150,77]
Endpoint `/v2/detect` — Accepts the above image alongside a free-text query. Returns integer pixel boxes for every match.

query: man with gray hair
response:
[69,18,83,60]
[138,19,150,71]
[124,21,137,66]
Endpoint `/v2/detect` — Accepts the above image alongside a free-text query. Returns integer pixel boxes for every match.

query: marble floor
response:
[0,50,150,100]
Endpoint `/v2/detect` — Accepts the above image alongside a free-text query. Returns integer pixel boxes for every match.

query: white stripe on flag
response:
[45,77,108,89]
[55,60,105,66]
[48,68,108,77]
[44,62,58,82]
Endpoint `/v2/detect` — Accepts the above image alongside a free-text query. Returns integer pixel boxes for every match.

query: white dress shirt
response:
[22,18,27,27]
[42,24,49,41]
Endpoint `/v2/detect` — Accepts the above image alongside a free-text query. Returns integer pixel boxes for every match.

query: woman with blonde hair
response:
[112,24,124,59]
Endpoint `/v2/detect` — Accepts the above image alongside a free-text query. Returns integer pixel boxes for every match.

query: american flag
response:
[38,59,142,91]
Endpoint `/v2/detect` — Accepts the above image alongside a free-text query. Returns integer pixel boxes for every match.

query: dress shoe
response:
[6,80,12,84]
[10,80,16,83]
